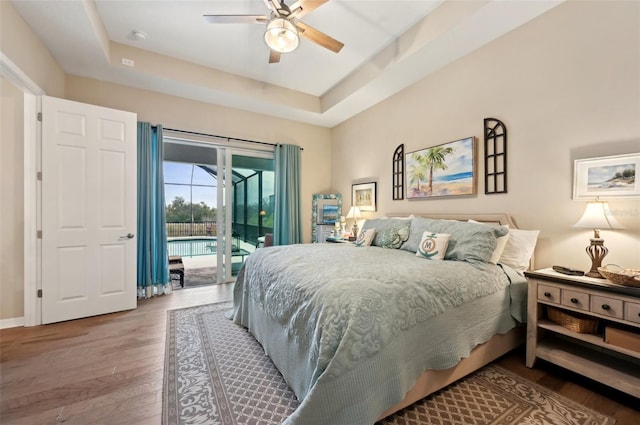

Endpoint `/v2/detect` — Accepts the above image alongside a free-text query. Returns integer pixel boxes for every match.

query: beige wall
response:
[0,1,66,97]
[0,77,25,320]
[1,1,66,321]
[65,75,333,245]
[331,0,640,271]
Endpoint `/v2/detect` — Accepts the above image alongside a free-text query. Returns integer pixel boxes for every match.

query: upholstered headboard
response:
[387,213,518,227]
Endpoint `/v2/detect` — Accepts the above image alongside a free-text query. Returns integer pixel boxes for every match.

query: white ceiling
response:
[11,0,563,127]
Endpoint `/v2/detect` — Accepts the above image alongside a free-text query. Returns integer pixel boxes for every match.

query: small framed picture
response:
[352,182,377,212]
[573,153,639,199]
[321,204,339,224]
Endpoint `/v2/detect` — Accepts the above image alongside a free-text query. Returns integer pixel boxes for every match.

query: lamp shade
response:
[571,200,625,230]
[264,17,299,53]
[346,206,362,220]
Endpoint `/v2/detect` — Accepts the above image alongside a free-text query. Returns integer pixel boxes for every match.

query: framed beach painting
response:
[406,136,476,199]
[573,153,639,199]
[352,182,377,212]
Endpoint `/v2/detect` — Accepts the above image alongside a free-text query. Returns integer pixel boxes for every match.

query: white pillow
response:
[416,231,450,260]
[354,228,376,247]
[468,219,510,264]
[491,232,510,264]
[499,228,539,272]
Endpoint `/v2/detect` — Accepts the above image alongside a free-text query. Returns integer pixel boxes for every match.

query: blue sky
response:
[164,162,217,207]
[163,162,274,207]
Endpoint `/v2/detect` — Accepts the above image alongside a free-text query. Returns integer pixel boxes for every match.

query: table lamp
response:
[346,206,363,239]
[571,199,625,278]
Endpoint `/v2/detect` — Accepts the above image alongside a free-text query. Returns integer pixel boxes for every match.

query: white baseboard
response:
[0,316,25,329]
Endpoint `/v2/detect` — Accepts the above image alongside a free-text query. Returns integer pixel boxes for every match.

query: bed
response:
[229,213,537,424]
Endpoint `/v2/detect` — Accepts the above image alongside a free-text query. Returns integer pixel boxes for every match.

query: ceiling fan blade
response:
[264,0,282,14]
[269,49,281,64]
[203,15,267,24]
[289,0,328,19]
[296,22,344,53]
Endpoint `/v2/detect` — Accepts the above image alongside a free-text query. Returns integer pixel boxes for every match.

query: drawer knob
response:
[544,292,551,297]
[570,298,579,304]
[601,304,611,311]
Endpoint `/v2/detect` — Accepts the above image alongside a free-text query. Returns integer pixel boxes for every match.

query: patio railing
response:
[166,221,273,245]
[166,221,217,237]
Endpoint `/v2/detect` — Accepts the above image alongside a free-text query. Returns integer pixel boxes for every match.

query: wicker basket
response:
[598,265,640,288]
[547,306,598,334]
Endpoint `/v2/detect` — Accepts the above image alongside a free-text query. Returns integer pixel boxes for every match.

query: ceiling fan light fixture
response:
[264,17,299,53]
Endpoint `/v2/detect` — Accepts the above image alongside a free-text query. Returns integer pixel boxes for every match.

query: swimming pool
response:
[167,238,218,258]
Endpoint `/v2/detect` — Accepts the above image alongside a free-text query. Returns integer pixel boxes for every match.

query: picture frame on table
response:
[321,204,339,224]
[311,193,342,243]
[352,182,377,212]
[573,153,639,199]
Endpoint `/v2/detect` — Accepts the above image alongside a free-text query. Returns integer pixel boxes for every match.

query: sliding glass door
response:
[164,138,274,286]
[228,152,275,277]
[215,150,275,282]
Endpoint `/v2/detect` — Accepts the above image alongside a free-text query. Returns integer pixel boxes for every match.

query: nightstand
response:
[525,268,640,398]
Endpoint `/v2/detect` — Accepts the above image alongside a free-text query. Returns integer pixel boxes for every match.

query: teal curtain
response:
[137,122,170,297]
[274,144,302,245]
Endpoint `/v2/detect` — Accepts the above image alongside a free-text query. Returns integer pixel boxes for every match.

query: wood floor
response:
[1,284,638,425]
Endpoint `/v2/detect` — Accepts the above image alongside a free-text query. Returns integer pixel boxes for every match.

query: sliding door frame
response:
[163,133,274,285]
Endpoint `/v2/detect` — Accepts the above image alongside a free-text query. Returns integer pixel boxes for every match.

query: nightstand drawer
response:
[561,289,589,311]
[625,302,640,324]
[591,295,623,319]
[537,284,560,304]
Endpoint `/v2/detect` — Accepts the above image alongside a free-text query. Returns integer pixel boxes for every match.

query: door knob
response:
[120,233,135,239]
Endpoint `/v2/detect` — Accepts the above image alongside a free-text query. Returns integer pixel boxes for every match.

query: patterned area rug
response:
[163,302,615,425]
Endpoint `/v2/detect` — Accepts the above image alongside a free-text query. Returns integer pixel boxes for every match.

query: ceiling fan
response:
[203,0,344,64]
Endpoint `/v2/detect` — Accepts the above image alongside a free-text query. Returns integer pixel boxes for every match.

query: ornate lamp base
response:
[585,238,607,278]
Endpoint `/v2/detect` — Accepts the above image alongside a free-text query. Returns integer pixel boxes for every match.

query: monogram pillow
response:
[354,228,376,247]
[416,231,450,260]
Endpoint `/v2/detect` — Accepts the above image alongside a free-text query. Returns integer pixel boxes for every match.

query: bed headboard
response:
[387,213,518,228]
[387,213,534,270]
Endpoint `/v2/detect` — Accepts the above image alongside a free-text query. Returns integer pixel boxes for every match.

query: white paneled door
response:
[41,96,137,324]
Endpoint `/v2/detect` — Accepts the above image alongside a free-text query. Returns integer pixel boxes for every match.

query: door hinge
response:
[37,289,43,298]
[37,230,42,239]
[37,171,42,181]
[37,112,42,122]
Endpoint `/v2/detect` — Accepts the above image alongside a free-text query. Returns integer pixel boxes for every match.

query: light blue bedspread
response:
[230,243,526,425]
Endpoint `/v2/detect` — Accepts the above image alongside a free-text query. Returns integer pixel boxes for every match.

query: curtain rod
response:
[161,127,303,151]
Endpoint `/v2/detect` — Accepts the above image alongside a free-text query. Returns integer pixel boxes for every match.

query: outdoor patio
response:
[169,238,258,289]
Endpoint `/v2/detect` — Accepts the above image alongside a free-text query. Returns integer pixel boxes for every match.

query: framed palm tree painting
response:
[406,137,476,199]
